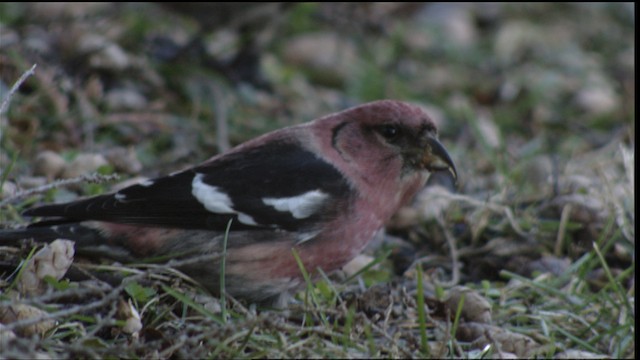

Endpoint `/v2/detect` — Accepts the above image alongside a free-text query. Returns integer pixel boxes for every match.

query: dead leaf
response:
[18,239,75,296]
[0,304,55,337]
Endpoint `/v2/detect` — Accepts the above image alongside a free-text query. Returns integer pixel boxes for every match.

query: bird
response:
[0,100,457,306]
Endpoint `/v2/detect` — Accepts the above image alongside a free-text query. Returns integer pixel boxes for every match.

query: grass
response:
[0,3,634,359]
[416,264,430,357]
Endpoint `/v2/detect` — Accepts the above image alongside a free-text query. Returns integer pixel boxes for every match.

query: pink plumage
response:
[1,100,457,306]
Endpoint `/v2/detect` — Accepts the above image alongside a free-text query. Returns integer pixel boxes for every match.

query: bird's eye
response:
[379,124,399,140]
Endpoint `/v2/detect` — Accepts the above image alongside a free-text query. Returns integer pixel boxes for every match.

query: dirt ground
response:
[0,3,634,358]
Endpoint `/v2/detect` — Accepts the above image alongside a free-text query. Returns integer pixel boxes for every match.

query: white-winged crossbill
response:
[1,100,457,305]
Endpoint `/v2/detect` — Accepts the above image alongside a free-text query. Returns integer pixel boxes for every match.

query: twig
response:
[212,84,230,152]
[0,172,120,207]
[0,64,37,145]
[0,281,113,308]
[1,273,141,333]
[436,215,461,287]
[430,190,528,237]
[0,64,37,116]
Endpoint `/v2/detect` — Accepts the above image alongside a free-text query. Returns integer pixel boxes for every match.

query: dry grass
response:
[1,3,634,358]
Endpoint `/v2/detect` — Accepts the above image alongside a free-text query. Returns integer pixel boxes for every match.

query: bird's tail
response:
[0,223,136,262]
[0,223,96,243]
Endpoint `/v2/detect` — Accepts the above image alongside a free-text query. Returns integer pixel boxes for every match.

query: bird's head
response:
[318,100,457,185]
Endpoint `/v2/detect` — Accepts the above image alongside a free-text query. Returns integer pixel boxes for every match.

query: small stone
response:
[283,32,357,87]
[0,181,17,199]
[104,147,143,174]
[445,286,492,323]
[34,151,66,178]
[105,88,148,111]
[62,153,109,179]
[78,34,130,71]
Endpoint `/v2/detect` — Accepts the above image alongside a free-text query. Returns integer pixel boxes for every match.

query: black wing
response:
[24,141,353,232]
